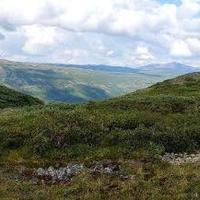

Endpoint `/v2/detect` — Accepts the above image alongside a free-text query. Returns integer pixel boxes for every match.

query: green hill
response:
[0,85,43,109]
[132,71,200,97]
[0,59,188,103]
[1,72,200,199]
[1,72,200,157]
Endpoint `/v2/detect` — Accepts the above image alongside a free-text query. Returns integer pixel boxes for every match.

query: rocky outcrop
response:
[21,161,134,184]
[161,152,200,165]
[35,164,84,183]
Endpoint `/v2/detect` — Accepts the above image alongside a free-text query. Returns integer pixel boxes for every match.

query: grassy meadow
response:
[1,72,200,199]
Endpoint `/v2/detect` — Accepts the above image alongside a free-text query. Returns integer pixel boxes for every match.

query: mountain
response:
[0,59,198,103]
[0,59,166,103]
[1,72,200,199]
[56,63,140,73]
[0,84,43,109]
[57,62,197,75]
[139,62,198,75]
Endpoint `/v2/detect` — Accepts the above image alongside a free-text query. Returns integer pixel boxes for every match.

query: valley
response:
[1,71,200,199]
[1,0,200,199]
[0,59,198,103]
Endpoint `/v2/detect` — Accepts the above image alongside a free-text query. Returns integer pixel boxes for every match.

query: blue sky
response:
[159,0,181,5]
[0,0,200,67]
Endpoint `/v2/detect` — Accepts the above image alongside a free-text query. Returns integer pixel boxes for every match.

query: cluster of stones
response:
[161,152,200,165]
[37,164,84,182]
[90,161,134,180]
[91,160,120,174]
[22,164,84,183]
[21,161,133,184]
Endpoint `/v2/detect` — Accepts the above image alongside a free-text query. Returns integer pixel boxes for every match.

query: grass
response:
[1,72,200,199]
[1,161,200,199]
[0,85,43,109]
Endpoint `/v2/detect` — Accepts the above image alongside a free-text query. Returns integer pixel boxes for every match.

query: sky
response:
[0,0,200,67]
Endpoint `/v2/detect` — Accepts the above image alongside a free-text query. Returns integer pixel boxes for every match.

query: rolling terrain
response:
[0,84,43,109]
[1,72,200,199]
[0,59,198,103]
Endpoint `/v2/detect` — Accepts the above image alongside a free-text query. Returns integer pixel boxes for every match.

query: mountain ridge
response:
[0,59,199,103]
[0,59,198,74]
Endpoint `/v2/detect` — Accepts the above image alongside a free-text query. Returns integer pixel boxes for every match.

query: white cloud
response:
[0,0,45,27]
[106,50,114,56]
[135,45,154,61]
[179,0,200,17]
[22,25,60,55]
[62,49,89,63]
[0,0,199,66]
[0,0,179,37]
[170,40,192,57]
[186,38,200,53]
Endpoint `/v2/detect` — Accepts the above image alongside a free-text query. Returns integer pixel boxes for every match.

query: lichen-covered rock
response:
[67,164,84,176]
[91,160,121,175]
[33,164,84,183]
[21,161,134,184]
[36,168,45,176]
[161,152,200,165]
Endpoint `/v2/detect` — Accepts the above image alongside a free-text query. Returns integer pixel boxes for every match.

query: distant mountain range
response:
[56,63,139,73]
[0,59,199,103]
[139,62,198,75]
[55,62,198,75]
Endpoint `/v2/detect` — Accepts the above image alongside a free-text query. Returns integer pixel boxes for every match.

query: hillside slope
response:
[94,71,200,111]
[0,59,163,103]
[133,72,200,97]
[1,72,200,199]
[0,85,43,108]
[1,59,197,103]
[1,72,200,155]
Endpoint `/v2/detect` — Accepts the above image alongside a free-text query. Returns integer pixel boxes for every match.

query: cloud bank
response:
[0,0,200,66]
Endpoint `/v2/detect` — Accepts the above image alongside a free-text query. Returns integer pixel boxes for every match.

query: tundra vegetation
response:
[1,73,200,199]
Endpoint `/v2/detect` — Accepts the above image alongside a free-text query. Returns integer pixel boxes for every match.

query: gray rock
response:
[56,167,68,181]
[161,152,200,165]
[36,168,45,176]
[104,167,113,174]
[26,162,134,183]
[47,166,55,178]
[65,164,84,177]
